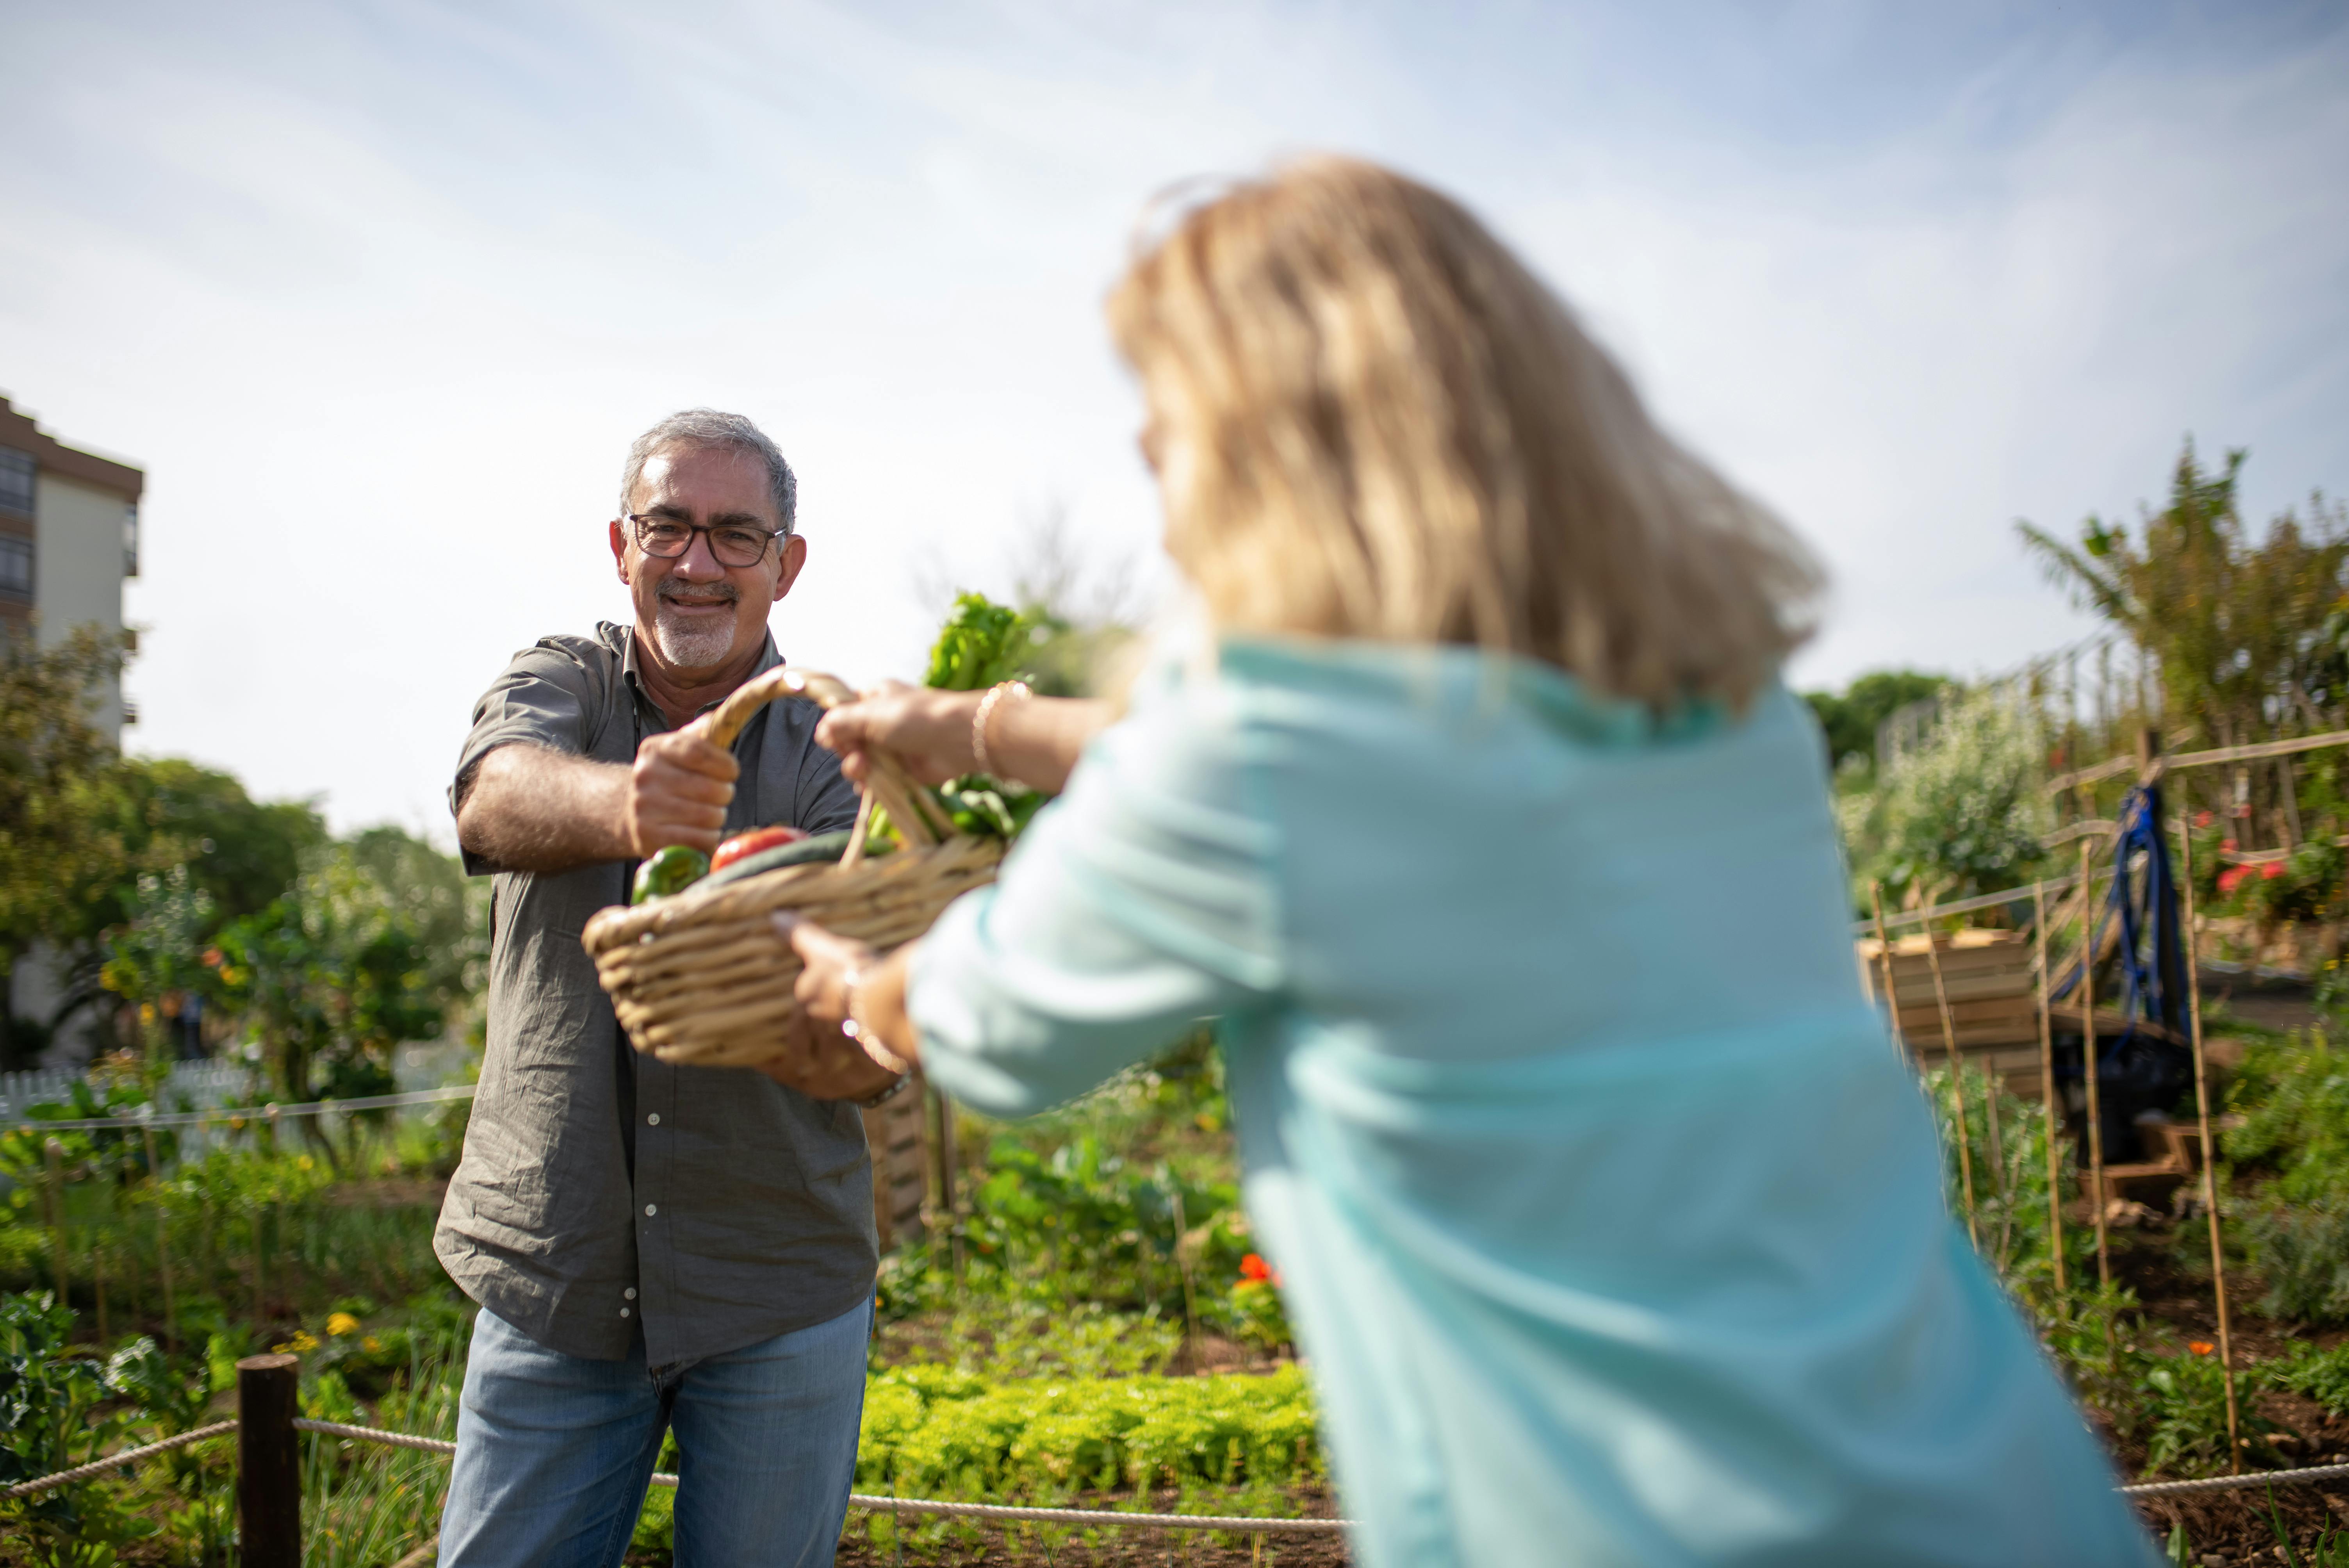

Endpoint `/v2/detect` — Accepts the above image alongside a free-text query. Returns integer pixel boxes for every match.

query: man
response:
[437,410,904,1567]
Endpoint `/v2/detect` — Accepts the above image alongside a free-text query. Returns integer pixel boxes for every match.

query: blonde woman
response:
[777,159,2158,1566]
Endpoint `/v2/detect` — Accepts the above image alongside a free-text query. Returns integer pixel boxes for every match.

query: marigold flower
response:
[327,1312,361,1338]
[1239,1253,1273,1283]
[2190,1341,2215,1356]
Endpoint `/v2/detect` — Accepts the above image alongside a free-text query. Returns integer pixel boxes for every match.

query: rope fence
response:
[2,1083,477,1135]
[8,1402,2344,1524]
[1,1420,237,1499]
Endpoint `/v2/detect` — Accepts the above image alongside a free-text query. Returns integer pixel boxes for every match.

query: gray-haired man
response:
[437,411,902,1566]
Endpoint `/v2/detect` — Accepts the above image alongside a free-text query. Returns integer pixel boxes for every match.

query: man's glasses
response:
[626,514,781,569]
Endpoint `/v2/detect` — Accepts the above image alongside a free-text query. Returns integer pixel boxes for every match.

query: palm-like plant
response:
[2018,443,2349,750]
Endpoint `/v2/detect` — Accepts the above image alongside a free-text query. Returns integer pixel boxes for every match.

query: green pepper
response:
[631,845,710,904]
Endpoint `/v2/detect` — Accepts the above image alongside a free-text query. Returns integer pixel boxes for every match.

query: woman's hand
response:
[815,681,982,788]
[753,1007,903,1103]
[773,912,926,1073]
[780,914,881,1028]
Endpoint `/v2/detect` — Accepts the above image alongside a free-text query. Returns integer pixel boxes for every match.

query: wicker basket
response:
[581,667,1003,1068]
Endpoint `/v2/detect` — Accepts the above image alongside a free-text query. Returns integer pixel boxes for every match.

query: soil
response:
[2099,1197,2349,1561]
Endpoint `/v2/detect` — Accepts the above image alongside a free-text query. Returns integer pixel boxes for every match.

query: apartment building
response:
[0,394,144,737]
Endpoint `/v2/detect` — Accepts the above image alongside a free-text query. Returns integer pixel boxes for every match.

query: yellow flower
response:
[327,1312,361,1338]
[297,1156,314,1171]
[139,1003,157,1025]
[279,1329,320,1353]
[362,1336,383,1353]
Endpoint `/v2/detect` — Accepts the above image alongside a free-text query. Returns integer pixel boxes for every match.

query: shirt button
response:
[620,1306,631,1318]
[644,1204,658,1217]
[624,1288,637,1300]
[646,1113,660,1126]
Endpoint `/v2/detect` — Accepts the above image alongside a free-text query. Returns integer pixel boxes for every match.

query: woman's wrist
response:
[839,960,911,1076]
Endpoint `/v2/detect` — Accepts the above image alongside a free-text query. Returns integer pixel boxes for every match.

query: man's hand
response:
[625,724,739,856]
[755,1007,904,1103]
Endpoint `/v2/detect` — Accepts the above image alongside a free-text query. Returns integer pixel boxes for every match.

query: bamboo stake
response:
[1869,883,1912,1064]
[1919,903,1981,1249]
[144,1123,176,1351]
[2032,882,2067,1292]
[43,1137,70,1317]
[2080,838,2112,1288]
[2176,819,2242,1472]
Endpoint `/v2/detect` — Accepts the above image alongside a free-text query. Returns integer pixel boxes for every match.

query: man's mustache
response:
[657,580,739,606]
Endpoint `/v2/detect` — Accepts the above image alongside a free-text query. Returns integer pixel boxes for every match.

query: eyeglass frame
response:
[622,512,788,568]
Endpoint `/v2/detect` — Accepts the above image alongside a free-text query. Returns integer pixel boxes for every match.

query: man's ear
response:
[610,519,631,583]
[773,533,808,602]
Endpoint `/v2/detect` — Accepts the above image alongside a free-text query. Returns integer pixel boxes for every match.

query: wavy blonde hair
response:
[1107,157,1822,712]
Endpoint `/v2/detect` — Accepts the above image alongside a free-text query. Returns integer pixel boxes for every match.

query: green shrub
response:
[857,1364,1322,1502]
[2270,1339,2349,1416]
[2230,1032,2349,1208]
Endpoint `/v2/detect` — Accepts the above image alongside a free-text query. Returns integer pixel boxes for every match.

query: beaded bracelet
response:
[971,679,1032,780]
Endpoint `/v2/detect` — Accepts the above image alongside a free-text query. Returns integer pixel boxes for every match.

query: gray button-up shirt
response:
[435,620,874,1365]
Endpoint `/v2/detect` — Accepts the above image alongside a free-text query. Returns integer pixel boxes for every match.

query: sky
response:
[4,0,2345,841]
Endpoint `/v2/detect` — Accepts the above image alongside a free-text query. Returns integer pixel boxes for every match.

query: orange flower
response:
[1239,1253,1273,1282]
[201,948,224,968]
[2190,1341,2215,1356]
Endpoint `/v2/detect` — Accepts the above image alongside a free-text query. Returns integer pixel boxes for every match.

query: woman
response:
[779,159,2157,1566]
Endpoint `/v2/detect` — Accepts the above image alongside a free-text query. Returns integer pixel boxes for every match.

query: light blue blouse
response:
[908,638,2157,1568]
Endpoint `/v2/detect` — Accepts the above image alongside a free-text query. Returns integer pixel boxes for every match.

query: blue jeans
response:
[438,1300,871,1567]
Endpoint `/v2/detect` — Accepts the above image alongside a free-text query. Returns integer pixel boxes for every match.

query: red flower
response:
[2263,862,2285,880]
[201,948,224,968]
[2194,811,2215,829]
[1239,1253,1273,1282]
[2221,838,2239,853]
[2218,866,2251,896]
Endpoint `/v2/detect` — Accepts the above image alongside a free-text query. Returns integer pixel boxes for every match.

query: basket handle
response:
[694,666,953,851]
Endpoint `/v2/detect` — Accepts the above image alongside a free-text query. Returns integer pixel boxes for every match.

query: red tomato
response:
[710,825,808,873]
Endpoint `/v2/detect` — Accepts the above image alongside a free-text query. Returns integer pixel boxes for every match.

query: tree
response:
[1839,685,2048,908]
[209,834,474,1123]
[0,627,151,1066]
[1802,670,1955,774]
[2018,443,2349,750]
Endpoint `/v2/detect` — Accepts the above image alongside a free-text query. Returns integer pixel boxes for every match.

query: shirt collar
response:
[606,620,785,720]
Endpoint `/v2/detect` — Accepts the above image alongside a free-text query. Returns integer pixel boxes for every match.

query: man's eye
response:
[645,523,690,542]
[716,529,766,552]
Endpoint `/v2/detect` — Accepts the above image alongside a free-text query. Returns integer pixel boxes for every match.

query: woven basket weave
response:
[581,667,1003,1068]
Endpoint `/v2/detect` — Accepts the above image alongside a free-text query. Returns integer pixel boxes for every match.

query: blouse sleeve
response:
[905,665,1283,1118]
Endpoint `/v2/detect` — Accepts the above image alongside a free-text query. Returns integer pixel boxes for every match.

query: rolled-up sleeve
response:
[907,667,1283,1117]
[450,641,606,876]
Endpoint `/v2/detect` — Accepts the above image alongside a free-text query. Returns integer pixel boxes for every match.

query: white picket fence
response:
[0,1060,247,1121]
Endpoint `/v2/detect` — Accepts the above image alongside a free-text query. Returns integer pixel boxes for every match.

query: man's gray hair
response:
[619,410,798,534]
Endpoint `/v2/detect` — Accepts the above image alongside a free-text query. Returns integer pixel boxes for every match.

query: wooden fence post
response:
[2078,838,2112,1288]
[1918,906,1982,1249]
[2031,882,2067,1293]
[238,1352,302,1568]
[2175,820,2242,1472]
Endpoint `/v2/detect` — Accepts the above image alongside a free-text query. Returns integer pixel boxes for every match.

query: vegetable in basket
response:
[699,828,858,891]
[631,845,709,904]
[711,824,807,873]
[919,592,1052,839]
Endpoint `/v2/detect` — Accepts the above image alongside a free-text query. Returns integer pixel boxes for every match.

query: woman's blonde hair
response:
[1107,157,1822,712]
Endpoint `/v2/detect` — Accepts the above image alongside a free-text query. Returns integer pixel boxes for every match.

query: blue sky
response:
[4,1,2344,836]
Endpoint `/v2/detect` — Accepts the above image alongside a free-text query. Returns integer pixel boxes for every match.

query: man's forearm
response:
[456,743,632,873]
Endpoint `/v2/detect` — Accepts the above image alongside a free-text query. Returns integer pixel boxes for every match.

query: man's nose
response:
[673,531,727,577]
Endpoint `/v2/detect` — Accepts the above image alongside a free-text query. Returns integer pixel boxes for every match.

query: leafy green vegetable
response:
[924,592,1042,693]
[920,592,1048,839]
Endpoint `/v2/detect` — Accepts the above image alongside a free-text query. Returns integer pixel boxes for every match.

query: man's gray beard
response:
[650,593,739,668]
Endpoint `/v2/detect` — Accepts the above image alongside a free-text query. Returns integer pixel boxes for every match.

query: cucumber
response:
[696,829,855,891]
